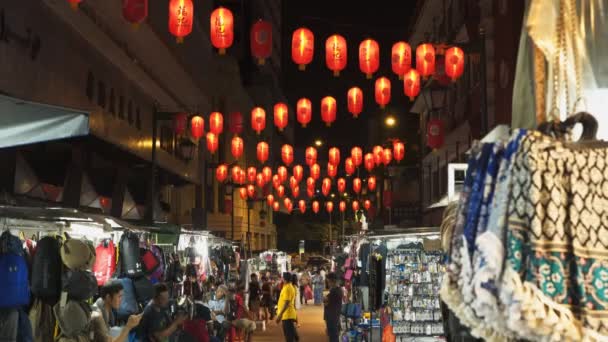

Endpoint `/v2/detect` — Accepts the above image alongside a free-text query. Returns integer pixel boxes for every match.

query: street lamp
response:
[314,139,323,147]
[385,115,397,127]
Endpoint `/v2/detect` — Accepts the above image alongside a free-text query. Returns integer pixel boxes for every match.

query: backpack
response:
[140,249,160,275]
[165,261,183,283]
[53,300,91,339]
[29,299,56,342]
[0,252,30,308]
[0,231,23,256]
[93,239,117,286]
[117,278,138,319]
[16,308,33,342]
[31,236,63,303]
[119,232,143,278]
[149,245,165,281]
[0,308,18,341]
[132,276,154,304]
[60,238,95,271]
[62,270,98,301]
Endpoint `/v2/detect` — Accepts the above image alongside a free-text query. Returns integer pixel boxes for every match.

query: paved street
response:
[253,304,326,342]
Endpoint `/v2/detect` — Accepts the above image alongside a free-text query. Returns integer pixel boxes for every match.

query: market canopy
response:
[0,94,89,148]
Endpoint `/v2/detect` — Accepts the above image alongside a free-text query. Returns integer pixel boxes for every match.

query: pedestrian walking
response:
[275,273,298,342]
[324,273,342,342]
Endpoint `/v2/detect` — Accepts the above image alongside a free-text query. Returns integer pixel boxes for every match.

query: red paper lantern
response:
[364,153,375,172]
[321,96,337,127]
[277,185,285,198]
[339,201,346,213]
[326,201,334,213]
[231,166,242,184]
[216,164,228,183]
[238,169,246,184]
[257,142,269,164]
[328,147,340,166]
[404,69,421,101]
[427,118,445,149]
[274,103,289,131]
[373,145,384,165]
[267,194,275,206]
[296,98,312,128]
[337,178,346,193]
[367,176,377,191]
[322,178,332,196]
[173,113,188,135]
[353,178,362,194]
[256,173,265,188]
[327,163,337,179]
[306,187,315,198]
[231,136,244,159]
[68,0,82,10]
[393,141,405,162]
[351,147,363,167]
[305,147,317,166]
[210,7,233,54]
[284,198,293,212]
[229,112,243,135]
[445,46,465,82]
[281,144,294,166]
[206,132,218,154]
[247,167,257,184]
[299,200,307,214]
[416,43,436,78]
[292,27,314,70]
[277,166,288,183]
[293,165,304,182]
[123,0,148,26]
[209,112,223,135]
[312,201,320,214]
[352,200,360,212]
[326,34,347,77]
[246,184,256,199]
[272,201,280,211]
[345,157,355,176]
[391,41,412,79]
[251,20,272,65]
[289,176,299,191]
[190,115,204,139]
[347,87,363,118]
[364,199,372,210]
[168,0,193,43]
[262,166,272,183]
[306,177,316,190]
[251,107,266,135]
[310,163,321,180]
[382,148,393,166]
[292,186,300,198]
[238,187,248,200]
[374,77,391,109]
[359,39,380,79]
[272,175,281,189]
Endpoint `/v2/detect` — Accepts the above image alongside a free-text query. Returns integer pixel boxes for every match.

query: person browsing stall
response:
[91,280,142,342]
[324,273,342,342]
[139,283,187,342]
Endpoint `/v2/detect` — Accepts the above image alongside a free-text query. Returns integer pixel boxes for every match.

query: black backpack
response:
[119,232,143,278]
[62,270,98,301]
[31,236,63,304]
[132,276,154,304]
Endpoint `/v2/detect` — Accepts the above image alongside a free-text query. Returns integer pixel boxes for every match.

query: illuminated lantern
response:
[351,147,363,167]
[210,7,233,54]
[364,199,372,210]
[310,163,321,180]
[391,41,412,79]
[289,176,299,191]
[347,87,363,118]
[393,141,405,162]
[247,167,257,184]
[339,201,346,213]
[206,132,218,154]
[427,118,445,149]
[123,0,148,27]
[272,175,281,189]
[250,20,272,65]
[231,166,242,184]
[367,176,377,191]
[292,27,314,70]
[321,96,337,127]
[274,103,289,131]
[281,144,294,166]
[306,177,316,190]
[277,185,285,198]
[272,201,280,211]
[373,146,384,165]
[257,142,269,164]
[293,165,304,182]
[256,174,265,188]
[267,194,275,206]
[353,178,362,194]
[296,98,312,127]
[190,115,204,139]
[364,153,375,172]
[403,69,421,101]
[262,166,272,183]
[277,166,288,183]
[209,112,223,135]
[292,186,300,198]
[327,163,337,179]
[246,184,256,199]
[68,0,82,10]
[306,187,315,198]
[238,169,246,184]
[173,113,188,135]
[445,46,465,82]
[359,39,379,79]
[284,198,293,213]
[345,158,355,176]
[382,148,393,166]
[305,147,317,166]
[352,200,360,212]
[229,112,244,135]
[312,201,320,214]
[328,147,340,166]
[231,136,244,159]
[238,187,248,200]
[326,34,347,77]
[299,200,307,214]
[374,77,391,109]
[216,164,228,183]
[326,201,334,213]
[337,178,346,193]
[168,0,193,43]
[322,178,332,196]
[251,107,266,135]
[416,43,436,79]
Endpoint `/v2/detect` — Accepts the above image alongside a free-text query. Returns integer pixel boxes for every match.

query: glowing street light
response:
[385,115,396,127]
[314,139,323,147]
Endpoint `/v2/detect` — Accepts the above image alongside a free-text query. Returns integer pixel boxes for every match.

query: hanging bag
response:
[60,236,95,271]
[116,278,138,319]
[0,231,30,308]
[31,236,63,304]
[140,249,160,275]
[92,239,117,286]
[149,245,165,281]
[132,276,154,304]
[62,270,98,301]
[119,232,143,278]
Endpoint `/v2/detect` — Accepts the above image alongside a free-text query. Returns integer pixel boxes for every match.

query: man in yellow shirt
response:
[275,273,297,342]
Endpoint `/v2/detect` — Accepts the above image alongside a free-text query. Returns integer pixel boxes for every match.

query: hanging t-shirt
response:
[358,243,370,286]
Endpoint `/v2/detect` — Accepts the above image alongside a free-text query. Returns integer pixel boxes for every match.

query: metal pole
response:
[145,111,158,224]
